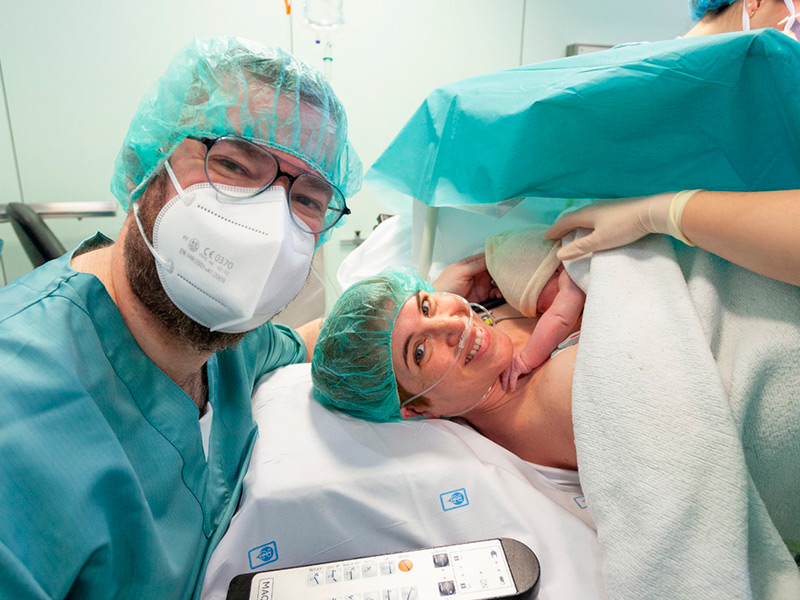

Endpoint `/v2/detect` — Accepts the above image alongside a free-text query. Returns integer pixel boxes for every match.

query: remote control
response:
[225,537,540,600]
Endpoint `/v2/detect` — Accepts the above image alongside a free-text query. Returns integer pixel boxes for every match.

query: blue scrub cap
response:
[311,267,434,422]
[110,36,362,212]
[689,0,737,22]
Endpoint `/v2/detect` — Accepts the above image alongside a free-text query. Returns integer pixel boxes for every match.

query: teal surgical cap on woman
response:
[689,0,737,22]
[311,267,434,422]
[110,36,362,210]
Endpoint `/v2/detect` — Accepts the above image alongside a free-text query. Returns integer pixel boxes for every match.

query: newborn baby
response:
[485,225,585,391]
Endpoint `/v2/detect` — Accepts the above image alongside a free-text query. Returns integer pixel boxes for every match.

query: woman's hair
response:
[396,382,431,409]
[311,267,434,422]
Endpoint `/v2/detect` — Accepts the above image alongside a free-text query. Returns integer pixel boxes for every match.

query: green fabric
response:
[367,30,800,212]
[0,234,306,600]
[110,36,362,211]
[311,266,433,422]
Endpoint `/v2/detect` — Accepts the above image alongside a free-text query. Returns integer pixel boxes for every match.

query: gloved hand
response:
[545,190,700,261]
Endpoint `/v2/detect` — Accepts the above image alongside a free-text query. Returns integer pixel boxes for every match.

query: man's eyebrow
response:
[402,291,423,371]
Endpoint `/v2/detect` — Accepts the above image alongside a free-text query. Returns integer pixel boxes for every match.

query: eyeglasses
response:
[192,136,350,235]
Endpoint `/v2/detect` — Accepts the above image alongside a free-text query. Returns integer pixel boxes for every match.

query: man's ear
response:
[744,0,762,17]
[401,405,436,419]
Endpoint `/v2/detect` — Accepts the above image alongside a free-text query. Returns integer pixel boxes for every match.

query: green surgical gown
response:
[0,234,307,599]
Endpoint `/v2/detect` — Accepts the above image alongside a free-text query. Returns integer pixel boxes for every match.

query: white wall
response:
[0,0,692,294]
[522,0,691,64]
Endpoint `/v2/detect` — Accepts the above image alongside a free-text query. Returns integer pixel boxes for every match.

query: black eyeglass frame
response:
[191,135,351,234]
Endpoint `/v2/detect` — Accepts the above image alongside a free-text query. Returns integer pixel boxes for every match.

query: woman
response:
[312,264,580,469]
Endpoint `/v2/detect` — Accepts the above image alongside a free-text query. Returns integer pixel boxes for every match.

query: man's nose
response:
[272,175,292,193]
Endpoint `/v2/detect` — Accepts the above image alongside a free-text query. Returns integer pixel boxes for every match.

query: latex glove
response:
[545,191,699,261]
[432,253,503,303]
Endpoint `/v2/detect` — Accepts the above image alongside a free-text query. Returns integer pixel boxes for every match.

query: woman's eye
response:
[413,343,425,365]
[421,299,430,316]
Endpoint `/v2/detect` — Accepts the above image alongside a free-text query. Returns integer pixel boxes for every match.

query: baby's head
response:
[311,267,434,422]
[484,225,561,317]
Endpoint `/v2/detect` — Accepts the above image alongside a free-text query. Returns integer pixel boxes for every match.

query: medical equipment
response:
[110,36,362,212]
[302,0,344,79]
[0,201,117,268]
[226,538,541,600]
[302,0,344,29]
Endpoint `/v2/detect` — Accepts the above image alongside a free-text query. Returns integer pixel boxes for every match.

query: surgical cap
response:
[111,36,362,211]
[311,267,434,422]
[689,0,736,22]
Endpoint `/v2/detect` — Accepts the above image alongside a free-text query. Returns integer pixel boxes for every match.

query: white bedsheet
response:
[201,364,602,600]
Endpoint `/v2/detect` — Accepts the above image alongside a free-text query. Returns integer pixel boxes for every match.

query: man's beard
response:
[124,173,247,354]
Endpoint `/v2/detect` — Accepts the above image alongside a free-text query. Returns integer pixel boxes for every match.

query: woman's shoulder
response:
[490,304,536,349]
[517,343,578,469]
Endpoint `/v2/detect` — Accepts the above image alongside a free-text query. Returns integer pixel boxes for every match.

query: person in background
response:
[686,0,799,38]
[0,36,363,600]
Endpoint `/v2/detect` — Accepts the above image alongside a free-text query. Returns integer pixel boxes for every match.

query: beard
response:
[124,172,248,354]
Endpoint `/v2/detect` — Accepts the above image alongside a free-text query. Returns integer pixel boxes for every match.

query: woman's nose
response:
[429,313,468,346]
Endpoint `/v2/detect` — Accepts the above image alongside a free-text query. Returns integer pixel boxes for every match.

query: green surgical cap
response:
[688,0,735,22]
[110,36,362,212]
[311,266,434,422]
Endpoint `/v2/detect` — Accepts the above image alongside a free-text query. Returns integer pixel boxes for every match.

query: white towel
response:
[564,233,800,600]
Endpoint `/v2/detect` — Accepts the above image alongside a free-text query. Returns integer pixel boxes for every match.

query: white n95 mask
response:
[133,161,315,333]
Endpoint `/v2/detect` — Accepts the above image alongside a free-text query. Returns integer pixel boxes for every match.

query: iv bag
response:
[303,0,344,30]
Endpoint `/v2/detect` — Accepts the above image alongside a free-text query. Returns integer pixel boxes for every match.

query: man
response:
[0,36,361,599]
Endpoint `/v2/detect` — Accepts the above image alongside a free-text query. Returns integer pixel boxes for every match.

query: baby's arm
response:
[501,269,586,392]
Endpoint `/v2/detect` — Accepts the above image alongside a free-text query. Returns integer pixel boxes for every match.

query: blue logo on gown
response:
[248,541,279,569]
[440,488,469,511]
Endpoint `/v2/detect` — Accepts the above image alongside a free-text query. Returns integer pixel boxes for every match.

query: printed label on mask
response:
[178,235,234,283]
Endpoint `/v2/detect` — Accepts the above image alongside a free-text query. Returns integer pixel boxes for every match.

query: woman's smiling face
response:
[391,291,513,417]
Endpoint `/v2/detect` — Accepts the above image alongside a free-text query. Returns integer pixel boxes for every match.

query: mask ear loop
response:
[400,293,474,407]
[131,161,179,274]
[163,160,194,206]
[742,0,751,30]
[780,0,798,36]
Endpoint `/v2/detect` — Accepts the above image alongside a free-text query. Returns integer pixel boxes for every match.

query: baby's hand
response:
[500,353,538,393]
